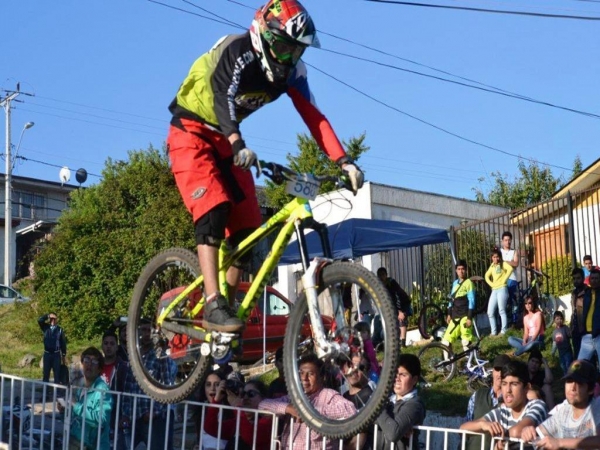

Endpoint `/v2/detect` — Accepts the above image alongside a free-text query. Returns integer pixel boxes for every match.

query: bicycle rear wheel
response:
[283,261,399,439]
[127,247,211,403]
[418,303,445,340]
[418,342,457,385]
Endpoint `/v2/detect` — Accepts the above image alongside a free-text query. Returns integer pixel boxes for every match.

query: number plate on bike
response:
[285,174,320,200]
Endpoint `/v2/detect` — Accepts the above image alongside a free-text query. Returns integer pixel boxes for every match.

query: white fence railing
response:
[1,373,535,450]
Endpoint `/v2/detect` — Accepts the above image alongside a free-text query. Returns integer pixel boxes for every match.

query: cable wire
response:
[304,62,588,176]
[364,0,600,20]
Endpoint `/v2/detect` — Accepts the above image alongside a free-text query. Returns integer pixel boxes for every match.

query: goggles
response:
[265,32,306,65]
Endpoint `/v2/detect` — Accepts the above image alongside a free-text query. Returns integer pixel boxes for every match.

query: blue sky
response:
[2,0,599,199]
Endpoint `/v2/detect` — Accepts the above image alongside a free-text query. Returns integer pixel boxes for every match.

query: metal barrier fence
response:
[2,373,541,450]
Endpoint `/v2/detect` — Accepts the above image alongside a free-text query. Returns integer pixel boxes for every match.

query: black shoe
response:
[202,295,244,333]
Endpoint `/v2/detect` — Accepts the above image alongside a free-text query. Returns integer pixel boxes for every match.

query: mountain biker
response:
[166,0,364,333]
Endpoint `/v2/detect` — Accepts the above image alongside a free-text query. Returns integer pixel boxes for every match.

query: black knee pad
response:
[194,203,231,247]
[229,228,255,267]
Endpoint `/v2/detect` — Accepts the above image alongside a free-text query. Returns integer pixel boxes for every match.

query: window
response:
[12,191,47,220]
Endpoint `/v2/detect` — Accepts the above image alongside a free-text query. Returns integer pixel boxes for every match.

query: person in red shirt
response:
[204,379,272,450]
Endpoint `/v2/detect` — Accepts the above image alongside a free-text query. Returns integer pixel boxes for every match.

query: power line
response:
[149,0,591,177]
[145,0,242,27]
[14,155,102,178]
[304,62,586,176]
[222,0,600,120]
[320,48,600,120]
[364,0,600,20]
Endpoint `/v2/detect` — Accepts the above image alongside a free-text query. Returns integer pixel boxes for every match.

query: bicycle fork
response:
[302,258,347,360]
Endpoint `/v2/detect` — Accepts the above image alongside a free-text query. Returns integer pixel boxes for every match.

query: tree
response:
[572,155,583,179]
[473,160,563,209]
[32,146,195,339]
[263,132,370,209]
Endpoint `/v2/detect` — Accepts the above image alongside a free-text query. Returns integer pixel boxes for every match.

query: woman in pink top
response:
[508,296,545,356]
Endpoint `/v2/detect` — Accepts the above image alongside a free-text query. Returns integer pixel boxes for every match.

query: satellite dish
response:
[59,167,71,185]
[75,168,88,184]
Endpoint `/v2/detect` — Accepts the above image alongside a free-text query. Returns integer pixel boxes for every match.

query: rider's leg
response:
[226,228,257,303]
[195,204,245,332]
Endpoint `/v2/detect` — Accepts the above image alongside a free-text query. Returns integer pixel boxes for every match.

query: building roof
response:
[552,157,600,198]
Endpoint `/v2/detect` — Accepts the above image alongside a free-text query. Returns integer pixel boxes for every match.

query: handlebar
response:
[257,160,352,191]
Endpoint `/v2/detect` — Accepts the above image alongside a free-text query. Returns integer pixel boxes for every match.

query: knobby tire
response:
[418,341,457,385]
[128,247,211,403]
[283,261,399,439]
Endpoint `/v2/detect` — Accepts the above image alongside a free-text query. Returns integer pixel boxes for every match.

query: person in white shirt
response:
[522,359,600,449]
[500,231,520,301]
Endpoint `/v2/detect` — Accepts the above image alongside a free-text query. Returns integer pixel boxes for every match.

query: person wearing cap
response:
[460,360,547,450]
[38,312,68,384]
[522,359,600,449]
[463,353,511,450]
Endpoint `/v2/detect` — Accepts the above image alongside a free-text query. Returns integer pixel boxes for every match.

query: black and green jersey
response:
[169,32,346,162]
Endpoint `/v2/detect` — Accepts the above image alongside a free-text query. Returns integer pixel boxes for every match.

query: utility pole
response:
[1,85,33,285]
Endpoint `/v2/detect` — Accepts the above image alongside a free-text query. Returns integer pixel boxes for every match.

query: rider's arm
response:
[210,39,245,142]
[286,64,346,164]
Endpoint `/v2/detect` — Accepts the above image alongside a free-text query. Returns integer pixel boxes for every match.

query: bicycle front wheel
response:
[127,247,211,403]
[283,261,399,439]
[418,342,457,385]
[418,303,445,340]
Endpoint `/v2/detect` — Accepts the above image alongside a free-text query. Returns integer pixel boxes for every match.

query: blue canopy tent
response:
[280,218,450,264]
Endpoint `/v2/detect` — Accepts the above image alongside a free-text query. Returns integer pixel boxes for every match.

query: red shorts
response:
[167,118,262,237]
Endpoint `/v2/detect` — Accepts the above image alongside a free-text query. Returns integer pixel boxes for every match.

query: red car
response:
[159,283,330,363]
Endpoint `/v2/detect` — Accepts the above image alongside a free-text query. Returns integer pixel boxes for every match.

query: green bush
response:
[540,255,573,297]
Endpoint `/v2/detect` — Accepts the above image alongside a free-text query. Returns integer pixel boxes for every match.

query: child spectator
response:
[552,311,574,376]
[354,321,381,380]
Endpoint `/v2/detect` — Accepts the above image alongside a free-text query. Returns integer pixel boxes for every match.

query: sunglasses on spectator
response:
[49,316,57,320]
[241,390,261,399]
[82,357,100,366]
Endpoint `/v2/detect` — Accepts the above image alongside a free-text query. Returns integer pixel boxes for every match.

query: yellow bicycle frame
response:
[156,196,316,341]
